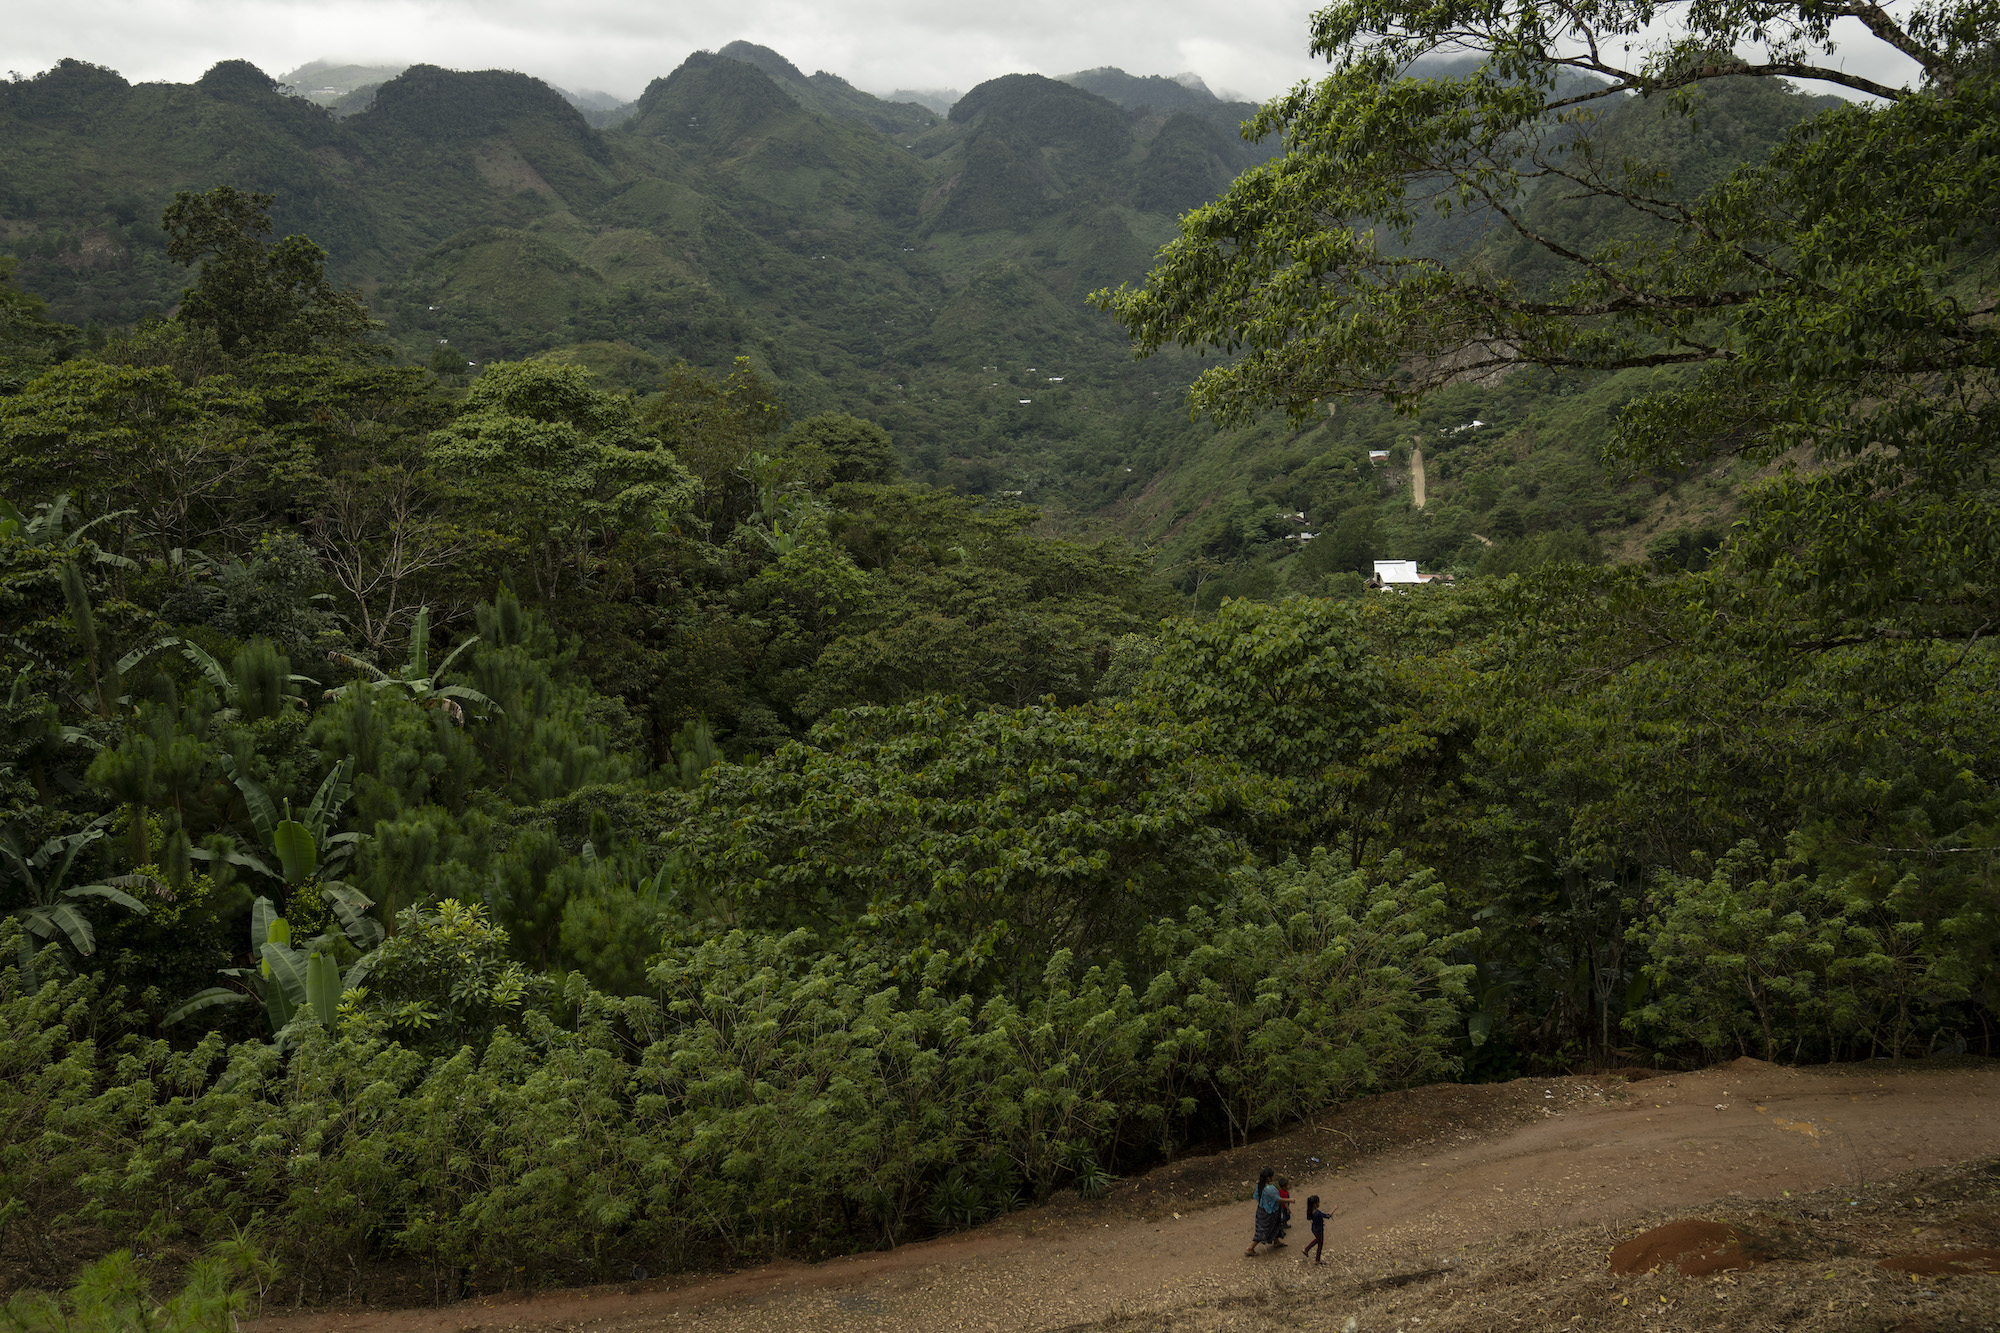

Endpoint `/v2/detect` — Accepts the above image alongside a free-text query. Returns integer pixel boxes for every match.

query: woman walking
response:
[1244,1167,1284,1256]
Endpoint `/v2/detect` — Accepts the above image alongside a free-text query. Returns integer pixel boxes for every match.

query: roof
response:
[1374,560,1422,584]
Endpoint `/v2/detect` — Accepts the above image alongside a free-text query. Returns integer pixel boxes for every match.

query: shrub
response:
[1627,839,1974,1061]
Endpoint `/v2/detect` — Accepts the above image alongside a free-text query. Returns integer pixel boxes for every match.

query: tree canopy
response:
[163,186,378,358]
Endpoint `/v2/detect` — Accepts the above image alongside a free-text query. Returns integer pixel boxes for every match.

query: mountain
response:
[278,59,407,102]
[714,41,939,138]
[0,48,1844,578]
[1059,65,1277,164]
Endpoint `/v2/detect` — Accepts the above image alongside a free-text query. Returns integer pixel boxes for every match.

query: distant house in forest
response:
[1369,559,1451,588]
[1368,450,1390,465]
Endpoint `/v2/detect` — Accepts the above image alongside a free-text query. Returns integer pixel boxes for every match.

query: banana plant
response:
[122,636,316,724]
[202,755,365,892]
[2,496,146,718]
[193,756,387,976]
[165,890,380,1042]
[1,817,153,976]
[0,495,133,557]
[1,665,102,799]
[323,606,498,724]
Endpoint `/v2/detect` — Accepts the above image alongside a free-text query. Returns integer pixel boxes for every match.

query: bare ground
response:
[248,1058,2000,1333]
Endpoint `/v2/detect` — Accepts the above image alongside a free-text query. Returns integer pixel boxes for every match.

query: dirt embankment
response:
[248,1058,2000,1333]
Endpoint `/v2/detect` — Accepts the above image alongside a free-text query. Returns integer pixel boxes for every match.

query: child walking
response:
[1302,1194,1335,1264]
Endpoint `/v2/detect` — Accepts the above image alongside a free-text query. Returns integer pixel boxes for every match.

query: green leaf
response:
[250,896,278,950]
[272,820,317,886]
[223,757,280,848]
[41,903,96,955]
[305,950,341,1029]
[302,758,354,836]
[65,883,151,915]
[260,942,306,1028]
[321,881,384,951]
[164,986,251,1025]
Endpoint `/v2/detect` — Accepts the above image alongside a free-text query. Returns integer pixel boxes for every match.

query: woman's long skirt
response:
[1253,1206,1282,1245]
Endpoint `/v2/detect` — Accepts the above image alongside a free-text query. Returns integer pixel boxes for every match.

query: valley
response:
[0,41,1830,581]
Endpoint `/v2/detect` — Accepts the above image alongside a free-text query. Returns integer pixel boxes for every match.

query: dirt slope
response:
[249,1058,2000,1333]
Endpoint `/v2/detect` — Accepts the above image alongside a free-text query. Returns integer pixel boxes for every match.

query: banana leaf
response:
[305,950,341,1029]
[321,881,384,950]
[272,820,317,885]
[343,952,379,991]
[249,896,279,949]
[66,882,152,914]
[23,902,96,955]
[260,942,304,1030]
[222,757,280,848]
[164,986,251,1025]
[303,758,354,833]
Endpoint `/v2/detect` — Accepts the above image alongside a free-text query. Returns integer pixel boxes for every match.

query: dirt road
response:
[1410,444,1427,507]
[250,1059,2000,1333]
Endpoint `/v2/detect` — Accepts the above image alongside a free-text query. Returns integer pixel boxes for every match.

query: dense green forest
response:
[2,0,1997,1313]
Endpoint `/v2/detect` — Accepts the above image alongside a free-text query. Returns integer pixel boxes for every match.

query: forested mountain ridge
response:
[712,40,940,137]
[0,45,1844,578]
[0,50,1239,504]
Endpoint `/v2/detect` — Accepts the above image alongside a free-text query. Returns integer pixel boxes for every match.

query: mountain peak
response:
[715,41,808,85]
[626,51,801,147]
[197,59,285,100]
[706,41,938,137]
[366,65,608,160]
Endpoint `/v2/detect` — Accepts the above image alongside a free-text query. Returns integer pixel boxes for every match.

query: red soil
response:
[1877,1247,2000,1276]
[1608,1219,1762,1276]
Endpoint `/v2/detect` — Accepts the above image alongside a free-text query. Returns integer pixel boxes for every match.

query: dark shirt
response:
[1309,1206,1330,1237]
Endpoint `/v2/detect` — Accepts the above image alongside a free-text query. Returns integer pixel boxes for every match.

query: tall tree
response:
[1098,0,2000,647]
[426,361,698,603]
[162,186,378,358]
[0,258,73,394]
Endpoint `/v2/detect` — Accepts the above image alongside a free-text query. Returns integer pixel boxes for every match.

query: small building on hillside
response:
[1369,560,1452,589]
[1368,450,1390,465]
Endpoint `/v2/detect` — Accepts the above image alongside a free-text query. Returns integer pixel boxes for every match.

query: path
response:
[1410,443,1427,507]
[249,1060,2000,1333]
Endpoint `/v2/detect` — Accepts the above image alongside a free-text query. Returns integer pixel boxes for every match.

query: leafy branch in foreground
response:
[1097,0,1999,646]
[1100,1,1990,415]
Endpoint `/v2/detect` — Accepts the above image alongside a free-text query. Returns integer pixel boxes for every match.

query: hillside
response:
[2,21,1993,1322]
[0,50,1840,576]
[230,1061,2000,1329]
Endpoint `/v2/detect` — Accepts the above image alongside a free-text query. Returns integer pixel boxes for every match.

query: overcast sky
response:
[7,0,1922,105]
[7,0,1337,102]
